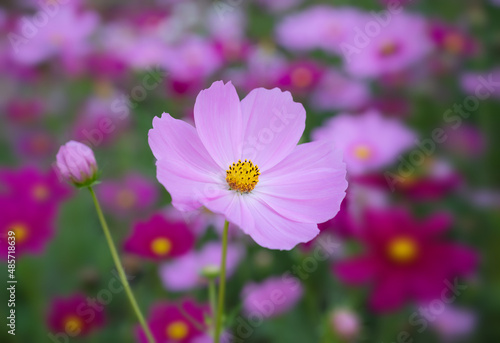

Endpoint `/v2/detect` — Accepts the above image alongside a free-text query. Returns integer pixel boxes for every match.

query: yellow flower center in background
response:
[444,33,464,54]
[353,145,372,160]
[64,315,84,335]
[32,184,50,201]
[10,223,28,243]
[116,189,136,209]
[387,237,418,264]
[226,160,260,193]
[379,41,399,56]
[166,320,189,340]
[150,237,172,256]
[291,67,313,88]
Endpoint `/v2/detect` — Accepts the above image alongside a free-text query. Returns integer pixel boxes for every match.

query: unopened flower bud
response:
[56,140,98,187]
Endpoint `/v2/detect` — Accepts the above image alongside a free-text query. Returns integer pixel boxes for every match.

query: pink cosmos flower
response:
[123,213,195,261]
[136,299,209,343]
[311,69,370,112]
[0,166,72,212]
[429,21,477,56]
[312,111,416,176]
[333,208,478,312]
[275,60,324,97]
[149,81,347,250]
[11,6,98,67]
[241,276,303,318]
[275,6,363,54]
[97,173,159,218]
[0,197,55,258]
[47,293,106,338]
[330,308,360,340]
[460,69,500,99]
[423,305,476,340]
[159,241,244,291]
[343,13,432,78]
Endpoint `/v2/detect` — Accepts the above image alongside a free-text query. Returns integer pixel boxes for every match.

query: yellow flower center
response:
[150,237,172,256]
[64,315,84,334]
[116,189,136,209]
[444,33,464,54]
[166,320,189,340]
[226,159,260,193]
[379,41,399,56]
[387,237,418,263]
[291,67,313,88]
[353,145,372,160]
[10,223,28,243]
[32,184,50,201]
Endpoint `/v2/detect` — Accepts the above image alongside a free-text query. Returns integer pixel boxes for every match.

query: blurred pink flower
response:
[429,21,477,56]
[421,305,476,340]
[242,276,303,318]
[136,299,209,343]
[311,69,371,112]
[275,60,324,96]
[343,13,432,78]
[5,97,44,125]
[334,208,478,312]
[11,6,98,66]
[0,197,55,258]
[149,81,347,250]
[159,241,244,291]
[124,213,195,261]
[0,166,71,211]
[47,293,105,338]
[97,173,159,217]
[312,111,416,176]
[330,308,360,340]
[460,69,500,98]
[275,6,363,54]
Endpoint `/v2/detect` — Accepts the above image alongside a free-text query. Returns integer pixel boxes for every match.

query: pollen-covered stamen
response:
[226,159,260,193]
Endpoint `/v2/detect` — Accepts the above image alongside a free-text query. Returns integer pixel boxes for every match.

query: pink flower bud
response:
[56,141,98,186]
[330,308,360,340]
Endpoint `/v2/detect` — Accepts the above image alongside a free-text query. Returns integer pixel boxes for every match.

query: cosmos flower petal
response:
[148,113,222,211]
[193,80,243,168]
[370,274,407,312]
[334,256,377,284]
[255,141,347,223]
[240,87,306,171]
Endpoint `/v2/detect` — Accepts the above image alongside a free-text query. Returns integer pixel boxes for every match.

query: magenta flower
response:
[0,197,55,258]
[123,213,195,261]
[333,208,478,312]
[136,299,209,343]
[159,242,244,291]
[149,81,347,250]
[56,141,98,186]
[97,173,158,217]
[241,276,303,318]
[312,111,416,176]
[343,13,432,78]
[47,293,105,338]
[0,166,72,212]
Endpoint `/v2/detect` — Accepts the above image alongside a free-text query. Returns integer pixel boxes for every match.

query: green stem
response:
[88,187,156,343]
[214,220,230,343]
[208,278,217,334]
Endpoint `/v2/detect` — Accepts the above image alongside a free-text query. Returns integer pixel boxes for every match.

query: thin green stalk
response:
[88,187,155,343]
[214,220,230,343]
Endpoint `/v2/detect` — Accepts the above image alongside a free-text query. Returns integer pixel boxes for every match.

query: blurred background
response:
[0,0,499,342]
